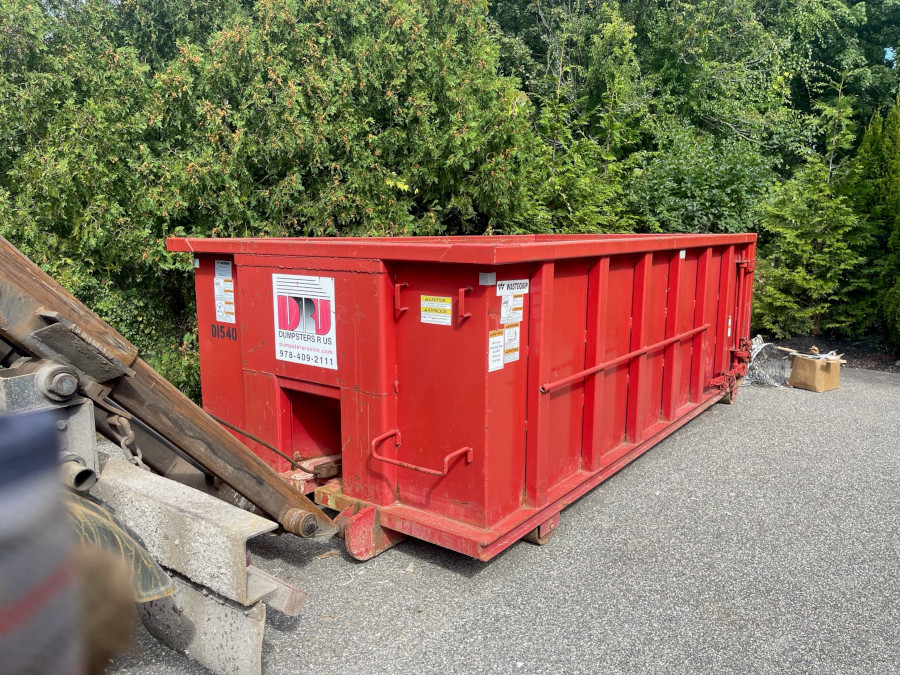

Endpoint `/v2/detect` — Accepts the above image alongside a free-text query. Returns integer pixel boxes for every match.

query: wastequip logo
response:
[272,274,338,370]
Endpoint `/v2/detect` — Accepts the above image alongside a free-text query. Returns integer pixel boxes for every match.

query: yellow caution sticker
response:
[421,295,452,326]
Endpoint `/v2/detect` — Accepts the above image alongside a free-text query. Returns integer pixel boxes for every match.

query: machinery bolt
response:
[48,372,78,398]
[56,419,68,431]
[36,364,79,401]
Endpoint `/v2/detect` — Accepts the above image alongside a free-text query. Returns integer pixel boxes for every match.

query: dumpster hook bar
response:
[540,324,710,394]
[370,429,473,477]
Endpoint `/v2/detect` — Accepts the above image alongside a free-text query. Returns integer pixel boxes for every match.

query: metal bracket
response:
[33,310,135,382]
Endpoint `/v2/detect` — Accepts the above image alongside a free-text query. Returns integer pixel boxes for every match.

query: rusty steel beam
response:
[0,235,333,537]
[111,358,333,535]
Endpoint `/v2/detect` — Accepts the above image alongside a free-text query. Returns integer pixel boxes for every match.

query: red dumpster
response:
[167,234,756,561]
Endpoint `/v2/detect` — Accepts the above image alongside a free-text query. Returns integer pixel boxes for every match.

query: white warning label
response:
[503,323,520,363]
[501,294,525,324]
[496,279,529,296]
[272,274,338,370]
[421,295,452,326]
[488,330,505,372]
[214,260,235,324]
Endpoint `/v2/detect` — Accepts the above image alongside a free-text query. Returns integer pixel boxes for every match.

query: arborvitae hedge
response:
[1,0,898,397]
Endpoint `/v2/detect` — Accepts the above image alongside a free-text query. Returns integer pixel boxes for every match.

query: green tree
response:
[503,1,644,233]
[754,161,867,337]
[0,0,542,396]
[879,104,900,345]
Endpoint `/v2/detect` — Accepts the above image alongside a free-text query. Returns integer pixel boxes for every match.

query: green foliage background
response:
[1,0,898,396]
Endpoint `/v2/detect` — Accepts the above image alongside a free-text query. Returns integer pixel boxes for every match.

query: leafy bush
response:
[0,0,541,397]
[624,128,772,234]
[2,0,899,400]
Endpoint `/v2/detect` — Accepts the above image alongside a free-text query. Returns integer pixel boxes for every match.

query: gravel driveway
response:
[112,368,900,674]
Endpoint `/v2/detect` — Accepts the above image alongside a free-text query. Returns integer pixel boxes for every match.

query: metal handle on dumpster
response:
[394,283,409,314]
[370,429,473,477]
[458,287,472,320]
[540,324,710,394]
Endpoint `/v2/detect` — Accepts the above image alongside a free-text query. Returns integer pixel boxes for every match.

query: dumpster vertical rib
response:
[725,245,738,355]
[525,261,554,508]
[734,242,755,347]
[714,246,736,377]
[734,263,747,355]
[661,250,684,421]
[690,248,712,401]
[625,253,652,444]
[740,241,756,339]
[582,257,609,473]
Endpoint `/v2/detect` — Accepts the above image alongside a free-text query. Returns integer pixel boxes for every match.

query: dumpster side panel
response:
[545,260,588,490]
[670,252,699,413]
[704,249,724,387]
[241,370,290,471]
[642,254,672,437]
[342,389,399,506]
[589,256,634,464]
[392,264,488,526]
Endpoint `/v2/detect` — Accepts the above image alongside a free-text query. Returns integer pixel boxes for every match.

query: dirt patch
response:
[772,336,900,374]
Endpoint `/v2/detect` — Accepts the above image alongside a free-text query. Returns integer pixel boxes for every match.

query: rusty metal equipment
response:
[168,233,756,561]
[0,235,332,538]
[0,235,313,674]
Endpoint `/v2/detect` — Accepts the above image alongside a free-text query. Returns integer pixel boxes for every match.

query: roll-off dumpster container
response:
[167,234,756,560]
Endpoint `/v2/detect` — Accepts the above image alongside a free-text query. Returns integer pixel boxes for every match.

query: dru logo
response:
[277,295,331,335]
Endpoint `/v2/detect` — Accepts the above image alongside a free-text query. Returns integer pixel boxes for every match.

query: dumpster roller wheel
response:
[523,513,560,546]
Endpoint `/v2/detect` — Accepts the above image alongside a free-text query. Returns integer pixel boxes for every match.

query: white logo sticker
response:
[496,279,529,296]
[272,274,337,370]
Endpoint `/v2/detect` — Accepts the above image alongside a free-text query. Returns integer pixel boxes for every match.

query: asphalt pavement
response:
[111,368,900,674]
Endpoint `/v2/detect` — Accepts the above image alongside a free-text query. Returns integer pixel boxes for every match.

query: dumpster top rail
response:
[167,233,756,265]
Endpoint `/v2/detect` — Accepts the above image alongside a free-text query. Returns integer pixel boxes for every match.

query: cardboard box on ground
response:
[788,355,841,392]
